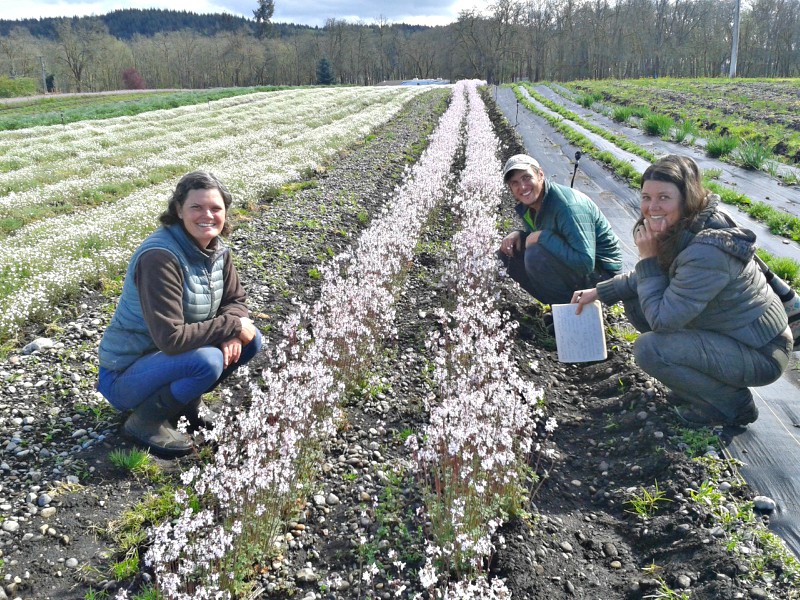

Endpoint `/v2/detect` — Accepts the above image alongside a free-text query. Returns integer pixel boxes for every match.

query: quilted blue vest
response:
[98,225,227,371]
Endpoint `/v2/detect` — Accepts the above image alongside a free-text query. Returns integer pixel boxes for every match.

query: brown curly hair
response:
[635,155,712,270]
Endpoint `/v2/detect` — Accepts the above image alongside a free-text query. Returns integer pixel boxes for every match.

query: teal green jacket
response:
[515,180,622,274]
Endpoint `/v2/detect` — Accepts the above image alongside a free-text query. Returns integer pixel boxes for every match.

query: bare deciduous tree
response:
[2,0,798,92]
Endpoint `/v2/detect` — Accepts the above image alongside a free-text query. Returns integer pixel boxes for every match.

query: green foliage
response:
[316,57,335,85]
[576,92,601,108]
[780,170,799,185]
[358,374,391,398]
[735,140,772,170]
[764,209,800,239]
[608,303,625,317]
[673,119,699,143]
[625,481,671,519]
[84,589,110,600]
[641,113,675,137]
[688,480,727,508]
[758,250,800,286]
[705,134,738,158]
[368,467,424,562]
[611,106,633,123]
[130,586,163,600]
[514,84,652,192]
[702,167,722,180]
[675,427,719,457]
[111,554,139,581]
[0,76,38,98]
[395,427,414,442]
[745,528,800,589]
[105,488,183,558]
[643,578,691,599]
[629,105,653,119]
[564,78,800,165]
[0,87,289,131]
[253,0,275,39]
[607,323,638,342]
[307,267,322,280]
[108,449,162,480]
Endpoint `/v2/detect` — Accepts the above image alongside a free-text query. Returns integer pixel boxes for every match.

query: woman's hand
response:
[499,231,522,256]
[238,316,257,345]
[571,288,598,315]
[220,338,243,368]
[634,218,666,259]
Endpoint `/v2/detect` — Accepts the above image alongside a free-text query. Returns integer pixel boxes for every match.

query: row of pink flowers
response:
[140,83,472,599]
[412,82,547,599]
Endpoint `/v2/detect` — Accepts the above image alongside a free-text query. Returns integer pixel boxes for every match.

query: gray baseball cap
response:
[502,154,541,180]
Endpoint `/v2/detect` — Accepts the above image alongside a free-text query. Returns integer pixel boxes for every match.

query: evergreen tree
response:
[253,0,274,39]
[316,57,334,85]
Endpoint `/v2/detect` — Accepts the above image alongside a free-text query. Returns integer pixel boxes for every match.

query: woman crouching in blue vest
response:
[97,171,262,457]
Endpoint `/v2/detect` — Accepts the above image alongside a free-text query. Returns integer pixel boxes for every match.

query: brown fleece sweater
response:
[135,248,249,355]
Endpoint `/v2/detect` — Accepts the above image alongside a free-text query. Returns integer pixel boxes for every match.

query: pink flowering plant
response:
[410,83,548,598]
[142,82,471,598]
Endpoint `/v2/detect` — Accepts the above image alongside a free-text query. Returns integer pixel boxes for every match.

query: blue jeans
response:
[499,244,616,305]
[98,330,263,410]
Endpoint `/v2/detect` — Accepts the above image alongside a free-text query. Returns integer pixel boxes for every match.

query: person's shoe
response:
[674,403,727,427]
[173,398,218,432]
[123,385,194,457]
[674,401,758,428]
[730,402,759,426]
[664,391,686,407]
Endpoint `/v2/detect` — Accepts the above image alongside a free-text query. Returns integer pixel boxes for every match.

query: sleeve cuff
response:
[635,256,663,279]
[596,278,621,305]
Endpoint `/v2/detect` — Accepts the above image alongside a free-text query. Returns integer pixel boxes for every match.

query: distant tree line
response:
[0,1,798,94]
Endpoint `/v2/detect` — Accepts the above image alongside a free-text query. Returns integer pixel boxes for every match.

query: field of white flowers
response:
[2,80,544,598]
[0,86,427,339]
[5,81,799,600]
[138,80,541,599]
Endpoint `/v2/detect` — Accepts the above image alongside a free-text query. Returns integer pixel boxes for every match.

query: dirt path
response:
[493,84,800,560]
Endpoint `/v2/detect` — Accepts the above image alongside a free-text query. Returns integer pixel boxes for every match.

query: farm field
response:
[0,84,428,341]
[0,87,293,130]
[512,80,800,258]
[0,80,798,600]
[563,77,800,172]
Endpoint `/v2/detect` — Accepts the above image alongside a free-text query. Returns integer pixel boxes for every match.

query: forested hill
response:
[0,8,321,39]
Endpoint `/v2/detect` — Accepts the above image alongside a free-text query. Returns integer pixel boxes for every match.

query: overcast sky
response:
[3,0,486,27]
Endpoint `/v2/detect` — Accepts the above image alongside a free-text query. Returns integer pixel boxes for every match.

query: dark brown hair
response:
[159,171,233,236]
[635,155,711,270]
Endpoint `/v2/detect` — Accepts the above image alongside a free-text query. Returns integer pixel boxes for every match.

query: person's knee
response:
[195,347,225,380]
[523,244,549,276]
[633,333,662,374]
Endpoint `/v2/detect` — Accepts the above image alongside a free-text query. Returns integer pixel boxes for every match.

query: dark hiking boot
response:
[664,391,686,407]
[674,403,725,427]
[171,398,218,432]
[123,385,194,457]
[675,401,758,428]
[730,402,759,426]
